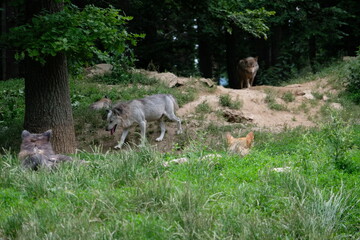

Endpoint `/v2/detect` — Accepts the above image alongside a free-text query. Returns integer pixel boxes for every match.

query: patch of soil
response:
[77,70,341,153]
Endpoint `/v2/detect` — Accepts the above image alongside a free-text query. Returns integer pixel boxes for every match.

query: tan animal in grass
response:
[238,56,259,89]
[89,96,112,110]
[226,131,254,156]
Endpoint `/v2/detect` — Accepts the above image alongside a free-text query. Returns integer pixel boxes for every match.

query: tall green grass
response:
[1,114,359,239]
[1,60,360,239]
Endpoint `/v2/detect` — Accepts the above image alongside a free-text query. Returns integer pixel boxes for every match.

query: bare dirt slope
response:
[178,77,337,131]
[80,69,342,153]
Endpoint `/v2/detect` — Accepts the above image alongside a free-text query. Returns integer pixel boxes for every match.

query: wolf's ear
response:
[246,132,254,148]
[104,95,109,99]
[43,130,52,139]
[21,130,31,139]
[254,56,259,61]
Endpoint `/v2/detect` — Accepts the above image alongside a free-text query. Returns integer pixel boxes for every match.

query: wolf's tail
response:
[168,94,179,110]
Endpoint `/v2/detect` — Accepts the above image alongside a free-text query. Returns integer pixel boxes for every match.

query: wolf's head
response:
[105,109,119,135]
[226,132,235,146]
[239,57,259,74]
[20,130,54,156]
[105,105,126,135]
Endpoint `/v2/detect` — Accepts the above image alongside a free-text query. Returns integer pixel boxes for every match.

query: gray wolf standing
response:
[238,56,259,89]
[106,94,183,149]
[18,130,72,170]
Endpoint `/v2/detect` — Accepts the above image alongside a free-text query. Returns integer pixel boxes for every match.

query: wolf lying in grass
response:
[90,96,112,110]
[18,130,73,170]
[106,94,183,149]
[226,131,254,156]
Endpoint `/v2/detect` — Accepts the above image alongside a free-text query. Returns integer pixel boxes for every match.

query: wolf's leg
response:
[54,155,72,162]
[247,78,251,88]
[166,113,183,134]
[156,119,166,141]
[139,120,147,146]
[115,128,129,149]
[250,73,257,87]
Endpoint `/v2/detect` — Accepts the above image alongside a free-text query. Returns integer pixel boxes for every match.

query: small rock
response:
[303,90,315,100]
[295,90,306,96]
[272,167,291,172]
[330,103,343,110]
[86,64,113,77]
[223,109,253,123]
[199,78,215,88]
[163,157,189,167]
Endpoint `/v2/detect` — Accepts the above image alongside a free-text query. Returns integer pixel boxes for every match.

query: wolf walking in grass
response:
[19,130,73,170]
[106,94,183,149]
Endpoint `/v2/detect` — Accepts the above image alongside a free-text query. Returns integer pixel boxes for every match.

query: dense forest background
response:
[1,0,360,87]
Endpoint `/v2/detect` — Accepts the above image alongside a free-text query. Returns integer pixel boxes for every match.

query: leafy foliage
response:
[0,79,25,152]
[5,4,144,71]
[219,94,242,109]
[210,2,275,39]
[345,50,360,104]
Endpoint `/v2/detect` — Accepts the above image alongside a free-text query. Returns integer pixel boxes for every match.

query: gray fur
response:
[106,94,183,149]
[238,56,259,88]
[19,130,72,170]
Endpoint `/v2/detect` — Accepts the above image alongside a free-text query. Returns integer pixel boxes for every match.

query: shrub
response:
[219,94,242,109]
[345,48,360,104]
[264,89,287,111]
[282,92,295,103]
[5,5,144,74]
[195,101,212,114]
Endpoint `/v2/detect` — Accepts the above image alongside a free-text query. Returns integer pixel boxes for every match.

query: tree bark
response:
[198,38,213,79]
[23,0,76,153]
[226,29,240,89]
[197,18,213,79]
[309,36,317,73]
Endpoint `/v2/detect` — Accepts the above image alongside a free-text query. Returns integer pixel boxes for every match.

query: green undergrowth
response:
[1,61,360,239]
[1,115,359,239]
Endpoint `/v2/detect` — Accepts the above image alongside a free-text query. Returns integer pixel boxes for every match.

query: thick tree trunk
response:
[309,36,317,73]
[197,18,213,79]
[1,1,20,80]
[226,30,240,89]
[271,26,283,66]
[24,54,76,153]
[198,38,213,79]
[23,0,76,153]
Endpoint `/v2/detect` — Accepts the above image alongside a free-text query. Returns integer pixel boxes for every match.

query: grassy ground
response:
[0,62,360,239]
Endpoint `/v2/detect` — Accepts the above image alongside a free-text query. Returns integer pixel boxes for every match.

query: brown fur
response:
[19,130,72,170]
[226,131,254,156]
[90,96,112,110]
[238,57,259,89]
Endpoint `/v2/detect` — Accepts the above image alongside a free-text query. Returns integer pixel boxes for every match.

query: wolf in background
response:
[226,131,254,156]
[238,56,259,89]
[106,94,183,149]
[89,96,112,110]
[18,130,72,170]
